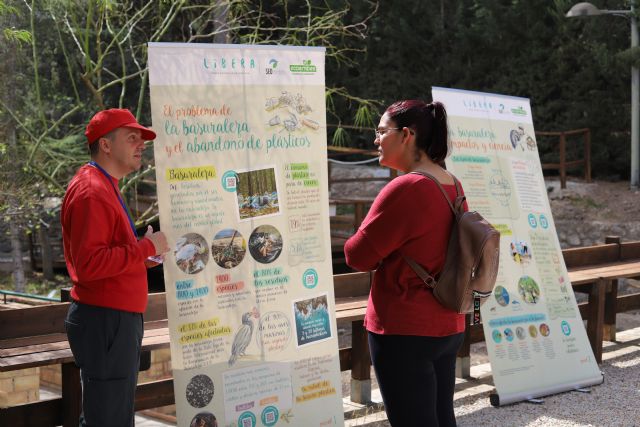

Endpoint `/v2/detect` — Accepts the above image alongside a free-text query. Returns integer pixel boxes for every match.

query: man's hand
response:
[145,225,170,255]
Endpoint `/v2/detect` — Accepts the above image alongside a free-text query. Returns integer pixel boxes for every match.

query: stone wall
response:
[329,163,390,199]
[38,348,175,414]
[0,367,40,407]
[556,220,640,249]
[330,164,640,249]
[39,364,61,390]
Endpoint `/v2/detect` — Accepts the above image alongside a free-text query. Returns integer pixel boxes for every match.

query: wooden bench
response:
[327,147,397,240]
[0,293,174,426]
[331,238,640,379]
[3,239,640,424]
[329,197,375,239]
[563,237,640,359]
[334,271,373,403]
[456,237,640,377]
[0,272,378,425]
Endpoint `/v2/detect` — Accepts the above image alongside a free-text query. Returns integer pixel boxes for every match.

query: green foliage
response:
[326,0,635,177]
[617,46,640,68]
[567,195,603,209]
[0,270,68,296]
[3,28,31,45]
[1,0,378,233]
[331,126,349,147]
[354,104,375,129]
[325,85,382,147]
[6,0,638,260]
[0,0,17,16]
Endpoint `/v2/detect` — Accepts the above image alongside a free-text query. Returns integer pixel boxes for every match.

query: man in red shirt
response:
[62,108,169,426]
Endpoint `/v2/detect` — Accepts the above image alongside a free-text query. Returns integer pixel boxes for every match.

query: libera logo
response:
[462,99,493,111]
[203,56,256,72]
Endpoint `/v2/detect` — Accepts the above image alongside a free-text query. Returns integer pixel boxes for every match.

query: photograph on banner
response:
[433,87,602,405]
[149,43,344,426]
[234,166,280,221]
[292,293,332,347]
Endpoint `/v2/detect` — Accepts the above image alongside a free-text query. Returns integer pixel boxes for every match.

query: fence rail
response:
[537,128,591,188]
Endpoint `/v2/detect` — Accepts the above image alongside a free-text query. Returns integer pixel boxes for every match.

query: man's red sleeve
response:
[66,196,155,282]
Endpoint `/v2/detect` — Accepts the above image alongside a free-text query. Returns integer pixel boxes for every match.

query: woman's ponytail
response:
[384,100,451,162]
[427,102,449,163]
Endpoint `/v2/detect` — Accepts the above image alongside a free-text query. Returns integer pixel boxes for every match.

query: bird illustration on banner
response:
[228,307,260,366]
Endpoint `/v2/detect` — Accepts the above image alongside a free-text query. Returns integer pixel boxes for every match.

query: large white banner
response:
[433,87,603,405]
[149,43,344,427]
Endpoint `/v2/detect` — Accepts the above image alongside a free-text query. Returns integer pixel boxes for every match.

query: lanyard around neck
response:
[88,161,137,238]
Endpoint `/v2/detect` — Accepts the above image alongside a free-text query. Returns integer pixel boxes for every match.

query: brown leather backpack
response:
[404,171,500,324]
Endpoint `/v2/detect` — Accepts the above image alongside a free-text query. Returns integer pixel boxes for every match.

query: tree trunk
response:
[39,223,54,280]
[7,121,26,292]
[213,0,230,44]
[2,10,27,292]
[10,220,26,292]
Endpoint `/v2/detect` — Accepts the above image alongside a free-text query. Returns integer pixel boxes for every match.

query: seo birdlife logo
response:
[264,58,285,76]
[265,58,280,75]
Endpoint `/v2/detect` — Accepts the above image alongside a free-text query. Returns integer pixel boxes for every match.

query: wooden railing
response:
[327,146,397,237]
[537,128,591,189]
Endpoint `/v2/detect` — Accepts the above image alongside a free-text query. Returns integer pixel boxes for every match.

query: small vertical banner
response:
[434,87,602,405]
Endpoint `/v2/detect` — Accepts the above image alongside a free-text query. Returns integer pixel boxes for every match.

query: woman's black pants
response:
[368,331,464,427]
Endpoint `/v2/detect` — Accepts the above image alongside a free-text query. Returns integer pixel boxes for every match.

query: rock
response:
[567,234,582,247]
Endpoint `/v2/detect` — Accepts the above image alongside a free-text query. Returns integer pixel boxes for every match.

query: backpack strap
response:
[405,171,466,291]
[403,255,437,289]
[409,171,463,215]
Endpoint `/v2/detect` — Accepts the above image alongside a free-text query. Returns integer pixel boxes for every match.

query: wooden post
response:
[587,278,605,363]
[603,236,621,341]
[584,129,592,183]
[327,160,333,194]
[559,132,567,189]
[38,224,54,280]
[350,319,371,403]
[60,288,81,425]
[61,362,82,427]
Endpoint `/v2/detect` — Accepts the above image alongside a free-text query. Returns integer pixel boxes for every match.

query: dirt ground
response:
[546,178,640,222]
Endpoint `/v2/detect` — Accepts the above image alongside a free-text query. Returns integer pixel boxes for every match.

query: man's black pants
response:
[65,301,143,427]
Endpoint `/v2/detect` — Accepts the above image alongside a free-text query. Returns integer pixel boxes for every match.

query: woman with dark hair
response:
[344,100,467,426]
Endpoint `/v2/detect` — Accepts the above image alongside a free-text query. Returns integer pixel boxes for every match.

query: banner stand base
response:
[489,393,500,407]
[489,372,603,407]
[350,379,371,404]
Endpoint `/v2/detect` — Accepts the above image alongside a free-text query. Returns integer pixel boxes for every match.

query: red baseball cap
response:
[85,108,156,144]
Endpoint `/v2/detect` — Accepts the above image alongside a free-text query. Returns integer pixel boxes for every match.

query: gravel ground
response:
[343,313,640,426]
[454,329,640,427]
[136,316,640,426]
